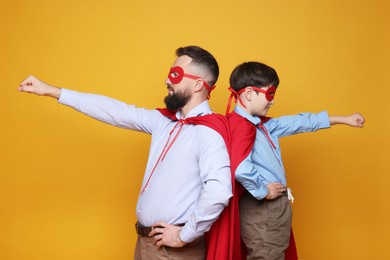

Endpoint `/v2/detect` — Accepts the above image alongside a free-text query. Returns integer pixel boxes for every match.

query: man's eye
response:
[269,92,275,96]
[170,72,179,78]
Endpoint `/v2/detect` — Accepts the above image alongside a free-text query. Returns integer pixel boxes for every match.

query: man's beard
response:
[164,87,191,111]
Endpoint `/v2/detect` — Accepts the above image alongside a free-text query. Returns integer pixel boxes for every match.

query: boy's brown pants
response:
[240,191,292,260]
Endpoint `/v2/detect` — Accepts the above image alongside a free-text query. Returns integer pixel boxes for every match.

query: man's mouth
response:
[167,86,174,95]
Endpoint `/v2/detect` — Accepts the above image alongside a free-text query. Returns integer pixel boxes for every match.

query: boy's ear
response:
[245,87,253,101]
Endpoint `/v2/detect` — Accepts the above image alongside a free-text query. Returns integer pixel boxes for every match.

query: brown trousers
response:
[134,235,205,260]
[240,191,292,260]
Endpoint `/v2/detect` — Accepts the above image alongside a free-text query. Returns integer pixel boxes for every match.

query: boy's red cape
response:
[157,109,298,260]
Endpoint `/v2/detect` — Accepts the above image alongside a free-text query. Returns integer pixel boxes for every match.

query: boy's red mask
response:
[249,86,277,101]
[226,85,277,114]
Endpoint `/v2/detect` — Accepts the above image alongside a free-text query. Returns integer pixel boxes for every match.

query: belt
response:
[135,222,154,237]
[135,222,185,237]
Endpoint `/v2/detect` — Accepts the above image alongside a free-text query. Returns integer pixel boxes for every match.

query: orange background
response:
[1,0,389,259]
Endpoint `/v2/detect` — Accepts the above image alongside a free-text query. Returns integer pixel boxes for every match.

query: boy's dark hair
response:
[229,61,279,91]
[176,46,219,87]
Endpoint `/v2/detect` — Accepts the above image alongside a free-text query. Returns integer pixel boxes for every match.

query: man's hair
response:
[176,46,219,87]
[229,61,279,91]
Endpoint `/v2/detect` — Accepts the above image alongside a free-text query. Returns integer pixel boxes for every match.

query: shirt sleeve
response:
[58,88,157,134]
[179,126,232,242]
[266,111,331,138]
[234,151,269,200]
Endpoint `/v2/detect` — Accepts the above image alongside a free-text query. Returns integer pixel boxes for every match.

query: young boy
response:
[226,61,365,260]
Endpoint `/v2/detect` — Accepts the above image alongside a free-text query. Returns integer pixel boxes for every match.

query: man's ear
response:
[193,79,204,92]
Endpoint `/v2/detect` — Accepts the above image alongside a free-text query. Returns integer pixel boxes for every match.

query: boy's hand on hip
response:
[265,182,286,200]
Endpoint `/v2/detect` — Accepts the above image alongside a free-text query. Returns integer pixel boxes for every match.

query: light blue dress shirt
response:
[58,89,232,243]
[234,106,330,200]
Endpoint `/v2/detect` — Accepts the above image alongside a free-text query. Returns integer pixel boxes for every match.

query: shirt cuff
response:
[179,224,202,243]
[58,88,77,106]
[317,110,331,129]
[251,184,268,200]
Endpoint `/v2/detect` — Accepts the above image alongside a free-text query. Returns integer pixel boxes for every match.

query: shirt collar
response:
[175,100,212,119]
[234,106,261,125]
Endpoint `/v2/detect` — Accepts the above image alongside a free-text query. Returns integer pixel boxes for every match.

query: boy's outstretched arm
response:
[329,113,365,128]
[18,75,61,99]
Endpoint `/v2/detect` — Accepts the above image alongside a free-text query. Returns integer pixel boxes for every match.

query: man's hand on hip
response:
[149,222,187,249]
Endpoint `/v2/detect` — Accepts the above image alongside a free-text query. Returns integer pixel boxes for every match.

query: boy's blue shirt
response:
[233,106,330,200]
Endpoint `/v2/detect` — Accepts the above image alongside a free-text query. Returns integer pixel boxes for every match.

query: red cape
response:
[156,109,298,260]
[227,112,298,260]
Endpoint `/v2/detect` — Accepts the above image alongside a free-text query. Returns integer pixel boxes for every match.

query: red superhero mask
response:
[226,85,277,114]
[248,85,277,101]
[168,66,215,93]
